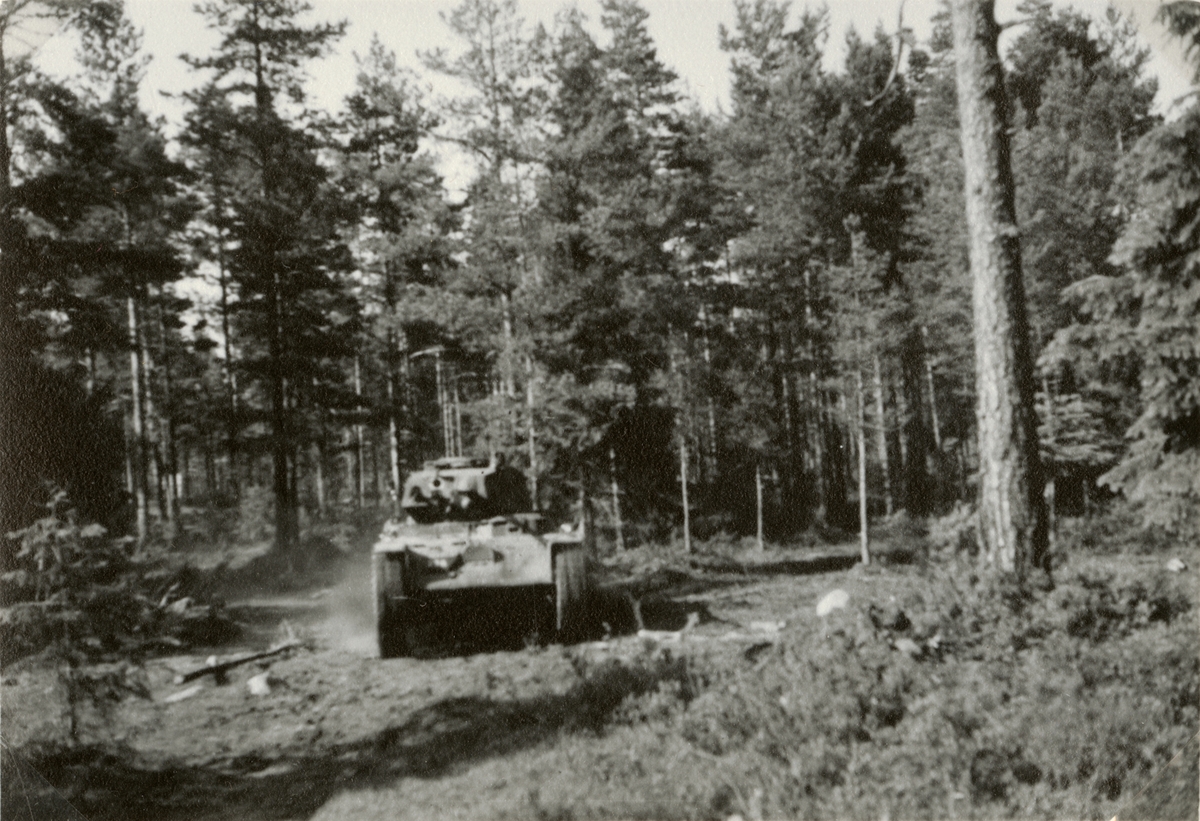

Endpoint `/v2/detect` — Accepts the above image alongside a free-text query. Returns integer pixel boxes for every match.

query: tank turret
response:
[400,456,532,523]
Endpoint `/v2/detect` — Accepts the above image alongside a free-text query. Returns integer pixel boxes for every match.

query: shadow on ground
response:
[1,544,866,821]
[3,652,694,821]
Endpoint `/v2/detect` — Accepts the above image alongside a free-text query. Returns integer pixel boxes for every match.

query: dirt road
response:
[2,545,861,821]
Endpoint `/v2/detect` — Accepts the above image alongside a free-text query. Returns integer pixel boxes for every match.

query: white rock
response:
[1165,558,1188,573]
[816,589,849,616]
[894,637,921,656]
[749,620,784,634]
[247,673,271,696]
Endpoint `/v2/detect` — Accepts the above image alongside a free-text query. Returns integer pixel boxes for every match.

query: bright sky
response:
[26,0,1198,131]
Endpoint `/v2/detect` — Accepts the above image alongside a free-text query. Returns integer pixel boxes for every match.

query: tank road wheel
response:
[373,552,411,658]
[553,544,589,641]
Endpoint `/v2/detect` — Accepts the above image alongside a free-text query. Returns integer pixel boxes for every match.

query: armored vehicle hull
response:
[372,457,589,657]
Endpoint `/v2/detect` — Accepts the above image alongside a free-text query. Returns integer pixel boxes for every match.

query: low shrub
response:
[577,556,1197,820]
[1,493,235,665]
[1060,500,1177,554]
[928,502,979,559]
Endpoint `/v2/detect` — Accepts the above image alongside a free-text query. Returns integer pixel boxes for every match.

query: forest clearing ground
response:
[2,533,1197,821]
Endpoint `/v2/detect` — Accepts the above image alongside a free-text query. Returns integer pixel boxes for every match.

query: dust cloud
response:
[314,555,378,657]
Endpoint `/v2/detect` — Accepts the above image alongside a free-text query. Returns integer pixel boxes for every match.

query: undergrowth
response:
[547,550,1198,820]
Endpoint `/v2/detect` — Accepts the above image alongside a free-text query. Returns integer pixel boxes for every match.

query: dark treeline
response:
[2,0,1197,557]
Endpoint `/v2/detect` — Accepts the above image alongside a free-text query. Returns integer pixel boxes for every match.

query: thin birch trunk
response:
[609,445,625,551]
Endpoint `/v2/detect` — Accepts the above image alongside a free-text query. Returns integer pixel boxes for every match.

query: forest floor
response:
[2,526,1197,821]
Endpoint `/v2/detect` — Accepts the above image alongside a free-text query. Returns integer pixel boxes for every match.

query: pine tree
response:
[336,35,453,513]
[716,1,922,533]
[422,0,549,494]
[182,0,352,555]
[951,0,1049,579]
[1048,100,1200,533]
[2,1,188,532]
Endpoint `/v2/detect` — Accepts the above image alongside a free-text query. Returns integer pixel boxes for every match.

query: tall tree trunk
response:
[770,323,799,527]
[804,267,826,522]
[680,437,691,553]
[500,291,516,399]
[354,355,365,510]
[269,294,296,552]
[435,352,450,457]
[156,299,178,537]
[204,435,216,500]
[700,305,719,482]
[386,344,402,518]
[782,324,803,527]
[1041,375,1057,552]
[899,331,934,514]
[952,0,1049,578]
[669,330,692,553]
[452,374,463,458]
[312,379,326,519]
[809,371,826,522]
[756,464,765,552]
[921,326,943,452]
[895,374,911,503]
[127,295,147,545]
[215,226,240,498]
[855,366,870,564]
[872,353,893,517]
[609,445,625,551]
[525,354,538,510]
[836,391,852,527]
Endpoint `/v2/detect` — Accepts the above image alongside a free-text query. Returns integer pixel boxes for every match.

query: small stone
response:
[894,637,921,656]
[816,589,849,616]
[247,673,271,696]
[1165,558,1187,573]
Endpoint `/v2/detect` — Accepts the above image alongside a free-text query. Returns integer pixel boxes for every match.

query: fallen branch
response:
[174,641,301,685]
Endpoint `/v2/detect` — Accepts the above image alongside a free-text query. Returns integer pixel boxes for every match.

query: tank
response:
[372,456,590,658]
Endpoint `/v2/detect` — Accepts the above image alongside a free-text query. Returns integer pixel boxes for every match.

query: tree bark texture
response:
[951,0,1049,577]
